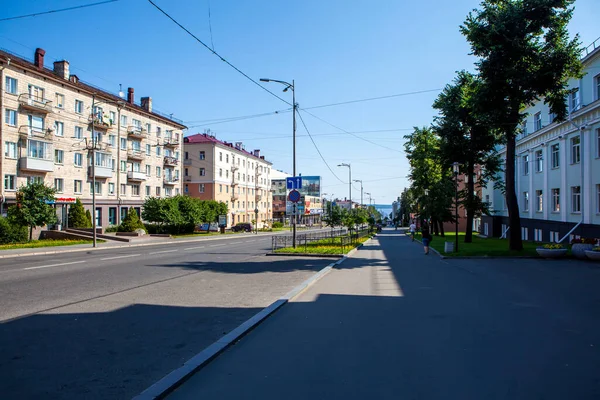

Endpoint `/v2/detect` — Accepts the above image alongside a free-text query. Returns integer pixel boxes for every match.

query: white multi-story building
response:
[0,47,186,229]
[481,38,600,241]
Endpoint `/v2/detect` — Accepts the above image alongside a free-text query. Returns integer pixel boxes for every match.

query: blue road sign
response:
[286,176,303,190]
[288,189,301,203]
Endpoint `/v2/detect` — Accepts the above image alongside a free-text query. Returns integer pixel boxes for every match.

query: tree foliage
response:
[460,0,582,250]
[141,196,228,234]
[0,216,28,244]
[322,202,343,228]
[8,182,57,240]
[68,198,92,228]
[118,207,146,232]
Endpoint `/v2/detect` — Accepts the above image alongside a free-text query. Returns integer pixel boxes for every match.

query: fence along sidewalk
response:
[271,228,373,253]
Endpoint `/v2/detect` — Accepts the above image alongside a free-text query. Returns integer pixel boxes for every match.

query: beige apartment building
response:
[0,48,186,228]
[183,133,272,228]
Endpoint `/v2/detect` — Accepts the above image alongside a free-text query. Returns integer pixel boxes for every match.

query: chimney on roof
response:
[69,74,79,84]
[260,156,265,160]
[253,149,260,157]
[127,87,134,104]
[141,96,152,112]
[34,48,45,69]
[53,60,69,80]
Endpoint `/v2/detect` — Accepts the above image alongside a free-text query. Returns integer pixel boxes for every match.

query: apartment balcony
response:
[231,194,239,201]
[127,126,147,139]
[88,165,113,179]
[184,176,192,182]
[231,178,239,187]
[164,156,179,166]
[127,171,147,181]
[183,159,192,166]
[19,156,54,173]
[127,149,144,161]
[163,176,179,185]
[231,164,239,172]
[18,125,53,140]
[18,93,52,113]
[88,114,112,131]
[163,138,180,148]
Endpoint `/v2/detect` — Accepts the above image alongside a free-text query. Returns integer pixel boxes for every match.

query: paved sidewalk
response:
[167,228,600,400]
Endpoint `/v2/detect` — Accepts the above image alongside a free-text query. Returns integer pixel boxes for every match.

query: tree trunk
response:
[29,225,33,241]
[432,218,439,235]
[438,220,445,236]
[464,162,475,243]
[505,135,523,250]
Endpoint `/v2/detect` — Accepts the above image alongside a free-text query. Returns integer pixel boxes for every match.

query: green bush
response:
[105,225,119,233]
[68,199,92,228]
[272,222,283,228]
[0,217,28,244]
[85,209,93,228]
[118,207,146,233]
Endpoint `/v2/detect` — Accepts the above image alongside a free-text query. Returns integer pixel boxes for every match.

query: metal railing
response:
[271,227,373,252]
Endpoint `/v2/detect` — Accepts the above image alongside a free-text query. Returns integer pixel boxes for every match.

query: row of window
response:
[518,185,600,214]
[5,76,177,138]
[214,151,270,174]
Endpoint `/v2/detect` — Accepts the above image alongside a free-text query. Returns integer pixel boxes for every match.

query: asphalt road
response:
[169,229,600,400]
[0,232,333,399]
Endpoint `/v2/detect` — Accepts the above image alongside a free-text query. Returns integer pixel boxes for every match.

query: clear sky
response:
[1,0,598,205]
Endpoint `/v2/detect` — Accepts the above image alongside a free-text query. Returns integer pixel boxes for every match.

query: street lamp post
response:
[452,162,460,252]
[260,78,296,247]
[424,188,429,226]
[338,163,351,209]
[353,179,363,208]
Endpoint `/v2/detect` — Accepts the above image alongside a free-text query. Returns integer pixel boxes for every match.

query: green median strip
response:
[0,239,102,251]
[412,232,539,257]
[274,236,371,255]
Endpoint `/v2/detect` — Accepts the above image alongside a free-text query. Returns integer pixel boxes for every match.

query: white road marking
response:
[23,261,86,271]
[209,244,225,247]
[184,246,205,250]
[149,249,178,255]
[100,254,141,261]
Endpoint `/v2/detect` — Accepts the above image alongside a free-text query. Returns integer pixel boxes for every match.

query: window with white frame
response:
[145,185,151,196]
[120,160,127,172]
[523,191,529,211]
[54,149,64,164]
[156,166,161,177]
[27,140,51,160]
[90,181,102,195]
[4,175,15,191]
[4,142,17,159]
[219,152,222,161]
[534,150,543,172]
[199,151,205,160]
[108,135,115,147]
[121,184,126,195]
[595,74,600,101]
[54,178,64,193]
[120,115,127,126]
[74,153,83,167]
[200,168,206,176]
[5,76,17,94]
[54,121,64,137]
[569,88,580,112]
[131,184,140,196]
[219,168,222,177]
[226,154,229,163]
[55,93,64,108]
[156,147,161,156]
[552,188,560,212]
[4,109,16,126]
[536,190,543,212]
[146,123,151,134]
[551,143,559,168]
[156,186,161,196]
[165,187,172,196]
[534,112,542,131]
[109,111,116,123]
[571,186,581,213]
[156,127,161,137]
[596,128,600,158]
[534,228,543,242]
[74,180,82,194]
[200,184,205,193]
[146,165,151,176]
[523,154,529,175]
[571,136,580,164]
[75,100,83,114]
[521,121,528,136]
[28,176,43,185]
[146,144,151,155]
[521,227,529,241]
[74,126,83,139]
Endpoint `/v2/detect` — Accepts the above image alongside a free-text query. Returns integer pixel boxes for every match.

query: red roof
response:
[184,133,271,164]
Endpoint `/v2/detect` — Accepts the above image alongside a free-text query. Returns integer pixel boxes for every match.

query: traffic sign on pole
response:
[286,176,303,190]
[288,189,301,203]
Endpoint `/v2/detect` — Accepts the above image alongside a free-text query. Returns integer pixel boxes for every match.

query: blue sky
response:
[1,0,598,205]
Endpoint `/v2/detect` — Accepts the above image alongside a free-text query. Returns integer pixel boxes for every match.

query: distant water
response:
[374,204,393,218]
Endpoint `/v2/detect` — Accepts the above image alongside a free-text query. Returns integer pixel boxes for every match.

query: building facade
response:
[182,133,272,228]
[0,48,186,229]
[481,40,600,240]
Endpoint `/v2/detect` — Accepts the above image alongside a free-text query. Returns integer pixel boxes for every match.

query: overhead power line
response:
[147,0,292,106]
[303,88,443,111]
[0,0,119,21]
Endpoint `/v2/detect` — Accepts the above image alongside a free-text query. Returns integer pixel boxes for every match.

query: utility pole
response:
[353,179,363,208]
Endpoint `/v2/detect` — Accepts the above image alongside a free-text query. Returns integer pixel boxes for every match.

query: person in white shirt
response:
[409,221,417,241]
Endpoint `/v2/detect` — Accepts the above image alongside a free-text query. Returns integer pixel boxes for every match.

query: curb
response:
[132,261,338,400]
[265,253,343,258]
[412,236,540,260]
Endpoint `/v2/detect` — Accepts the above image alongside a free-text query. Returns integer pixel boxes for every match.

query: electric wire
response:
[0,0,119,21]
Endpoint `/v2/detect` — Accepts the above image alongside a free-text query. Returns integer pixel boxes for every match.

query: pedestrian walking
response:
[409,221,416,241]
[421,223,432,255]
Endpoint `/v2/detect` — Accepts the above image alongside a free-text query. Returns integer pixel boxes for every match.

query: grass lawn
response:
[0,239,99,251]
[274,236,372,255]
[412,232,540,257]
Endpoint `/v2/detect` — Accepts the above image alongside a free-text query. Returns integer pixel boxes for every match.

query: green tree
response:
[461,0,582,250]
[68,198,92,228]
[323,202,343,229]
[8,182,57,240]
[0,216,28,244]
[85,209,93,227]
[118,207,146,232]
[433,71,501,242]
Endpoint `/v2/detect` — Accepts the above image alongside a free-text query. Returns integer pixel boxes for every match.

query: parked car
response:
[197,223,219,232]
[231,222,253,232]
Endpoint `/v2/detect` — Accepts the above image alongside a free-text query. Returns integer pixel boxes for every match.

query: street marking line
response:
[209,244,225,247]
[23,261,86,271]
[149,249,178,255]
[100,254,141,261]
[184,246,205,250]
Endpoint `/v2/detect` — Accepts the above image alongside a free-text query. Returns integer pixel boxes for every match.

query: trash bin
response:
[444,242,454,253]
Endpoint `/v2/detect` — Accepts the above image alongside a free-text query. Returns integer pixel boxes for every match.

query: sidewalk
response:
[166,228,600,400]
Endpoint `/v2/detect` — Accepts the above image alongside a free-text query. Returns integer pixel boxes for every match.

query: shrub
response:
[0,217,28,244]
[105,225,119,233]
[542,243,564,249]
[570,237,598,245]
[68,199,92,228]
[592,246,600,252]
[118,207,146,233]
[85,209,93,228]
[272,222,283,228]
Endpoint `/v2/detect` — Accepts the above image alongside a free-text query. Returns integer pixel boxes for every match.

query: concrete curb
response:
[265,253,343,258]
[412,236,540,260]
[132,261,339,400]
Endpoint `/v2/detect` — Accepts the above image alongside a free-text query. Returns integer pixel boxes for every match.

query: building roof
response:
[0,48,186,129]
[184,133,272,164]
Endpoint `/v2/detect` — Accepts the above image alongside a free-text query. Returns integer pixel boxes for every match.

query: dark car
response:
[231,222,253,232]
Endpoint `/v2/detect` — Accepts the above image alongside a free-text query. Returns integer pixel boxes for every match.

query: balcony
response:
[163,176,179,185]
[19,157,54,172]
[88,165,113,179]
[183,159,192,166]
[164,156,179,166]
[18,93,52,113]
[184,176,192,182]
[127,148,144,161]
[231,164,239,172]
[231,194,239,201]
[18,125,53,140]
[88,114,112,131]
[127,126,147,139]
[163,138,180,148]
[127,171,147,181]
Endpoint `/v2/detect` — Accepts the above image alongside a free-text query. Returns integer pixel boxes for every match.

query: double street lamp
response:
[260,78,297,247]
[452,162,460,252]
[353,179,363,208]
[338,163,351,209]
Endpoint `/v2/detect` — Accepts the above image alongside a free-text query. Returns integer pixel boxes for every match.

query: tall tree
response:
[461,0,582,250]
[68,198,92,228]
[8,182,57,240]
[433,71,501,242]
